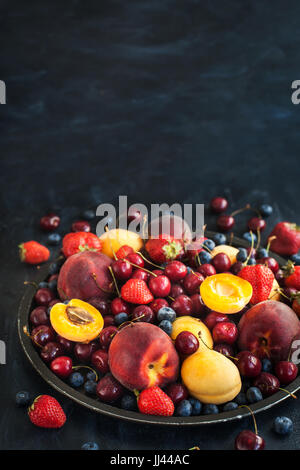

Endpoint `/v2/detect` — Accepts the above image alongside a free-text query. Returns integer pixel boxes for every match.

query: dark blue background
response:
[1,0,300,450]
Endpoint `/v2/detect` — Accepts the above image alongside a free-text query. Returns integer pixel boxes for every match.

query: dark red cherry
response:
[149,298,169,316]
[87,298,111,316]
[190,294,207,316]
[74,343,95,363]
[164,383,188,405]
[149,275,171,297]
[131,268,150,282]
[91,349,109,374]
[275,361,298,385]
[175,331,199,355]
[253,372,280,396]
[171,295,193,316]
[103,315,115,327]
[214,343,234,357]
[98,326,118,350]
[164,261,188,282]
[50,356,73,378]
[170,283,185,298]
[40,213,60,231]
[197,263,216,277]
[235,430,265,450]
[30,306,49,327]
[248,217,266,232]
[183,272,204,295]
[210,197,228,214]
[40,342,64,363]
[96,373,125,403]
[204,312,229,330]
[111,297,130,316]
[217,215,235,232]
[34,288,55,306]
[212,253,231,272]
[126,253,144,269]
[236,351,262,378]
[56,335,74,354]
[132,305,155,323]
[257,257,279,274]
[212,321,238,345]
[31,325,56,347]
[111,259,132,281]
[72,220,91,232]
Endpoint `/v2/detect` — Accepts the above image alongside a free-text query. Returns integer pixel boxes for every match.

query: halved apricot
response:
[200,273,252,314]
[50,299,104,342]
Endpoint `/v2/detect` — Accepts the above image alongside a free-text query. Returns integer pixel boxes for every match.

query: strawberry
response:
[239,264,274,305]
[145,234,184,264]
[269,222,300,256]
[116,245,134,260]
[137,386,174,416]
[19,241,50,265]
[28,395,66,428]
[62,232,102,258]
[121,278,154,304]
[283,260,300,290]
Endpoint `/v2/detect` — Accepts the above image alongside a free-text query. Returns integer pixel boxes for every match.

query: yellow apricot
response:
[50,299,104,342]
[268,278,280,301]
[171,316,213,352]
[200,273,252,314]
[211,245,239,265]
[99,229,143,259]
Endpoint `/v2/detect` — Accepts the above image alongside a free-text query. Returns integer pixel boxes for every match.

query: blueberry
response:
[235,392,247,405]
[246,387,263,404]
[242,232,257,244]
[203,239,215,251]
[202,404,219,415]
[114,312,128,326]
[176,400,192,417]
[247,257,256,265]
[157,307,176,323]
[48,279,57,291]
[48,262,59,275]
[47,233,61,246]
[237,248,247,262]
[121,394,138,411]
[188,398,202,416]
[84,380,97,395]
[261,358,273,373]
[81,442,99,450]
[260,204,273,217]
[38,281,48,289]
[273,416,293,435]
[290,254,300,266]
[223,402,238,411]
[82,209,95,220]
[213,233,227,246]
[16,391,31,407]
[69,371,84,388]
[86,370,98,381]
[257,248,268,259]
[199,251,212,264]
[158,320,173,335]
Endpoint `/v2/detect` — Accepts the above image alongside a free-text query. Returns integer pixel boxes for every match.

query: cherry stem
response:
[136,251,164,270]
[23,326,42,349]
[197,332,213,351]
[119,314,145,330]
[238,405,258,435]
[108,266,121,297]
[124,259,157,277]
[244,230,255,265]
[189,447,200,450]
[24,281,38,289]
[255,228,261,251]
[72,365,98,381]
[230,203,251,217]
[266,236,276,254]
[279,387,297,399]
[228,232,234,247]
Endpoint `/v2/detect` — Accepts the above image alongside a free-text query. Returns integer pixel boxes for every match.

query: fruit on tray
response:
[57,251,113,301]
[181,348,241,404]
[269,222,300,256]
[99,228,143,259]
[239,264,274,305]
[210,245,239,265]
[238,300,300,361]
[145,234,184,264]
[200,273,252,314]
[19,241,50,264]
[28,395,66,428]
[62,232,102,258]
[50,298,104,342]
[171,316,213,352]
[108,323,179,390]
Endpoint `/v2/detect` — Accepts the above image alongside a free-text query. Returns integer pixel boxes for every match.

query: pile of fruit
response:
[20,200,300,449]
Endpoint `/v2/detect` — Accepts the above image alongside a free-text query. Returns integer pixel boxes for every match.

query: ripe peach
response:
[238,300,300,361]
[171,316,213,352]
[57,251,113,302]
[108,323,179,391]
[99,229,143,259]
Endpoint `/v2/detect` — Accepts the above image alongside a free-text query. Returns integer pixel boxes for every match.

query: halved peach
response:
[200,273,252,314]
[50,299,104,342]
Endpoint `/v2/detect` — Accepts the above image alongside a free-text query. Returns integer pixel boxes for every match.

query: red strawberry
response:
[269,222,300,256]
[116,245,134,260]
[145,234,184,264]
[28,395,66,428]
[62,232,102,258]
[283,261,300,290]
[137,386,174,416]
[239,264,274,305]
[121,279,154,304]
[19,241,50,265]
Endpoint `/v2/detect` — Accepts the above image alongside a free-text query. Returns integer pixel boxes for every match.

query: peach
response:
[238,300,300,361]
[200,273,252,314]
[171,316,213,352]
[99,229,143,259]
[57,251,113,302]
[109,322,179,391]
[211,245,239,265]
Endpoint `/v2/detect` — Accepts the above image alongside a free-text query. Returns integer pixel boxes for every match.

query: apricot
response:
[200,273,252,314]
[50,299,104,343]
[171,316,213,352]
[211,245,239,265]
[99,229,143,259]
[181,348,242,404]
[268,278,280,301]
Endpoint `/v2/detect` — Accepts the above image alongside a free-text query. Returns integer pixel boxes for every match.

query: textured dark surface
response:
[1,0,300,450]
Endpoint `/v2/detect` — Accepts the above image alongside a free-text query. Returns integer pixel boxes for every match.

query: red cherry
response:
[257,257,279,274]
[248,217,266,232]
[127,207,142,223]
[40,342,64,363]
[40,213,60,231]
[214,343,234,357]
[183,272,204,295]
[171,295,193,316]
[50,356,73,378]
[96,373,125,403]
[103,315,116,327]
[204,312,229,330]
[212,321,238,345]
[231,261,244,275]
[170,283,185,298]
[48,299,60,308]
[31,325,56,347]
[253,372,280,396]
[217,214,235,232]
[132,305,155,323]
[126,253,144,268]
[88,298,111,316]
[236,351,262,378]
[164,261,188,282]
[98,326,118,350]
[152,269,164,276]
[74,343,94,363]
[30,306,49,327]
[275,361,298,384]
[212,253,231,272]
[72,220,91,232]
[111,297,130,316]
[164,383,189,405]
[197,263,216,277]
[91,349,109,374]
[149,275,171,297]
[56,335,74,354]
[190,294,207,316]
[175,331,199,355]
[235,430,265,450]
[210,197,228,214]
[131,269,150,282]
[149,298,169,315]
[111,259,132,281]
[34,288,55,306]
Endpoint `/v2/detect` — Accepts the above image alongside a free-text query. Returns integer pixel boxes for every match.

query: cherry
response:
[164,261,188,282]
[126,253,144,269]
[230,261,244,275]
[204,312,229,330]
[30,306,49,327]
[217,215,235,232]
[236,351,262,378]
[48,298,60,308]
[34,288,55,306]
[127,207,142,223]
[171,295,193,316]
[183,272,204,295]
[149,298,169,316]
[275,269,285,285]
[212,322,238,345]
[103,315,116,327]
[111,259,132,281]
[131,269,150,282]
[40,342,64,363]
[235,430,265,450]
[96,373,125,403]
[248,217,266,232]
[212,253,231,272]
[74,343,95,363]
[132,305,155,323]
[253,372,280,396]
[246,246,256,258]
[257,257,279,274]
[210,197,228,214]
[275,361,298,385]
[164,383,188,405]
[149,275,171,298]
[98,326,118,350]
[72,220,91,232]
[170,283,185,298]
[152,269,164,277]
[197,263,216,277]
[50,356,73,378]
[40,213,60,231]
[175,331,199,355]
[56,335,74,354]
[190,294,207,316]
[31,325,56,347]
[214,343,234,357]
[91,349,109,374]
[111,297,130,316]
[87,298,111,316]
